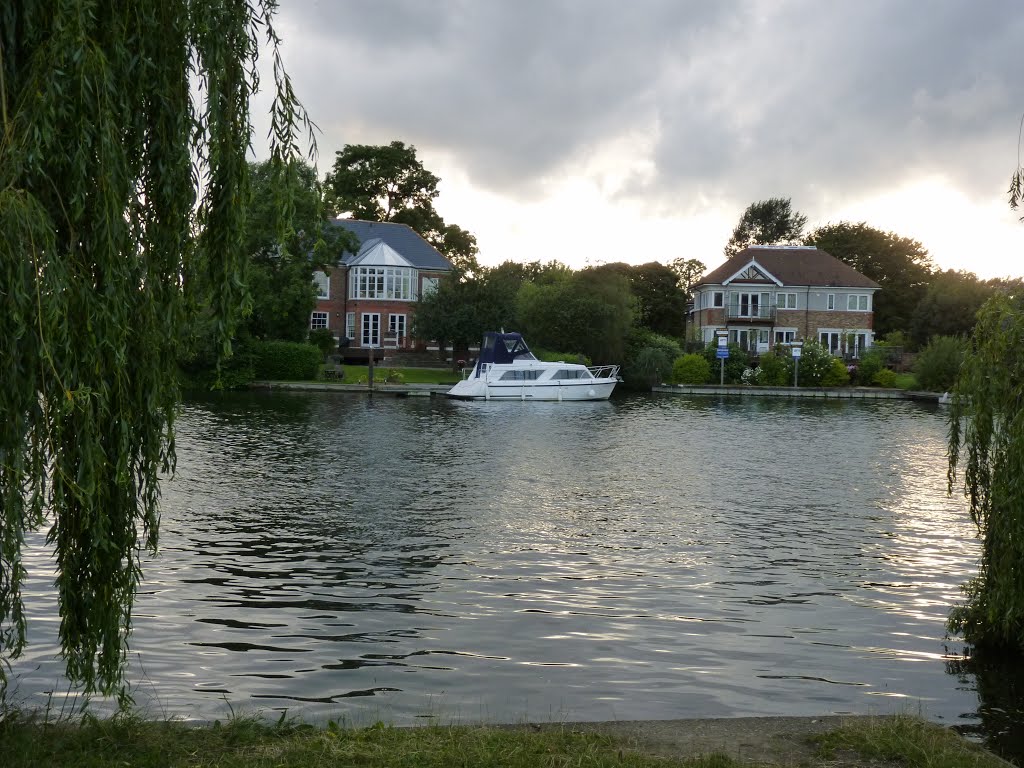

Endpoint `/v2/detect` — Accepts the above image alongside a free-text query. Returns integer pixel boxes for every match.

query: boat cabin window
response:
[499,370,542,381]
[551,369,589,380]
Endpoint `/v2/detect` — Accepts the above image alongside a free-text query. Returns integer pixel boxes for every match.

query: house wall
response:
[312,266,451,348]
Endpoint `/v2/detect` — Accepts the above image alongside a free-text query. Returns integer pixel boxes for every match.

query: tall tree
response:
[948,294,1024,652]
[1,0,308,695]
[805,222,935,340]
[909,269,995,347]
[725,197,808,257]
[324,141,479,269]
[592,262,688,337]
[669,257,707,300]
[242,160,356,342]
[517,268,634,364]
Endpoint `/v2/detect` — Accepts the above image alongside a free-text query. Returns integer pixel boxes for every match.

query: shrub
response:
[854,349,885,386]
[672,353,711,384]
[621,330,682,389]
[914,335,965,392]
[308,328,337,357]
[756,350,792,386]
[821,357,851,387]
[873,368,898,388]
[701,342,749,384]
[533,347,591,365]
[251,340,322,381]
[792,341,833,386]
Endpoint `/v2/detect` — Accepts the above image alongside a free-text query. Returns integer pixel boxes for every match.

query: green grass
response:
[817,714,1006,767]
[0,714,734,768]
[320,365,460,385]
[0,712,1007,768]
[893,372,919,389]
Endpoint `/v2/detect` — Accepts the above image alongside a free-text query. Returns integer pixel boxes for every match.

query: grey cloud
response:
[275,0,1024,215]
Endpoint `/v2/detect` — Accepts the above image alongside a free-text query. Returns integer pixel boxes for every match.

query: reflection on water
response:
[9,393,1011,752]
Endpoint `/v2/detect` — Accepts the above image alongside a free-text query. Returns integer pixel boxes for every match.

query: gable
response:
[722,260,782,286]
[348,239,414,268]
[697,246,880,290]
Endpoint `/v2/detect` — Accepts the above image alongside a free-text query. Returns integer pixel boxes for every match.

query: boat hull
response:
[447,378,617,401]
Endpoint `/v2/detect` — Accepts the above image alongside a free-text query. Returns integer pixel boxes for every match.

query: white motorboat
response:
[447,332,620,401]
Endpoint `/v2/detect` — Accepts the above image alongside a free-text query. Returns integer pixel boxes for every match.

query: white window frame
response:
[774,329,797,345]
[361,312,380,347]
[387,313,407,347]
[421,276,439,298]
[847,294,870,311]
[310,311,329,331]
[712,291,724,308]
[350,266,414,300]
[777,292,797,309]
[345,312,355,341]
[819,329,842,355]
[827,293,835,310]
[312,270,330,300]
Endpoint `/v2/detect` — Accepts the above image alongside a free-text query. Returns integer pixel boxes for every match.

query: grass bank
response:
[0,712,1007,767]
[324,365,459,385]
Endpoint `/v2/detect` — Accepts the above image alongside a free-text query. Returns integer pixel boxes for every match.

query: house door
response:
[361,312,380,347]
[819,331,841,354]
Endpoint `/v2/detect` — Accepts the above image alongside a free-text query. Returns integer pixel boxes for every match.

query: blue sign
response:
[716,347,729,359]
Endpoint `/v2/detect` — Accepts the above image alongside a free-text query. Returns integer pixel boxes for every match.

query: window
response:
[422,276,439,297]
[499,369,542,381]
[310,311,328,330]
[847,294,870,311]
[361,312,380,347]
[312,270,330,299]
[776,292,797,309]
[729,291,770,318]
[819,331,841,354]
[774,330,796,344]
[827,294,835,310]
[552,369,589,380]
[345,312,355,341]
[713,291,724,308]
[350,267,414,300]
[388,313,407,345]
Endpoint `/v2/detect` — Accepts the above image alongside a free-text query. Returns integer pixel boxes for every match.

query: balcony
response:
[724,302,776,323]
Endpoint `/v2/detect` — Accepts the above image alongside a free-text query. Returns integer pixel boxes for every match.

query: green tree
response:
[517,268,634,365]
[243,159,357,342]
[592,262,688,337]
[947,295,1024,651]
[914,335,965,392]
[909,270,994,348]
[725,197,808,257]
[324,141,478,270]
[1,0,308,695]
[805,222,935,340]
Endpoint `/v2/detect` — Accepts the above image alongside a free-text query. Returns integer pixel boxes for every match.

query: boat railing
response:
[588,365,620,380]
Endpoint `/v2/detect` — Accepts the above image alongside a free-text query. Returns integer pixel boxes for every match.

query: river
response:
[9,391,1024,756]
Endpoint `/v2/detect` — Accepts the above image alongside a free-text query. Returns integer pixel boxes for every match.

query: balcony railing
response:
[724,302,776,322]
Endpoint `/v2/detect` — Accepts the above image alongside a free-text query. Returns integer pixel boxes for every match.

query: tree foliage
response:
[805,222,935,339]
[1,0,308,695]
[909,270,995,348]
[324,141,479,271]
[725,197,807,257]
[517,268,634,365]
[241,159,356,342]
[592,262,688,337]
[948,295,1024,652]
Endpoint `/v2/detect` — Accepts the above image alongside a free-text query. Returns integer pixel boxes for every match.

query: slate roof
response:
[327,219,453,271]
[698,246,880,289]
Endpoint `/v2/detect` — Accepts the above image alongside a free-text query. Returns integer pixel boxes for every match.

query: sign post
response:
[716,331,729,385]
[791,341,803,388]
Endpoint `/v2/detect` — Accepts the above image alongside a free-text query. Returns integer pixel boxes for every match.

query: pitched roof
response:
[698,246,880,289]
[328,219,453,271]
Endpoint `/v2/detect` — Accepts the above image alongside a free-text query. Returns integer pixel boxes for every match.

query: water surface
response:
[12,393,1001,738]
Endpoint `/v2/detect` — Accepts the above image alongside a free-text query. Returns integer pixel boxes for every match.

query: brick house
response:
[310,219,453,353]
[689,246,881,357]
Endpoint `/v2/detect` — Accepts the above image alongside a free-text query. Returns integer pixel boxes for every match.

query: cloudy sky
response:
[253,0,1024,279]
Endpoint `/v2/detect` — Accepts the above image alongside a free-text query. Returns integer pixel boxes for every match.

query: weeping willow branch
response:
[0,0,313,696]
